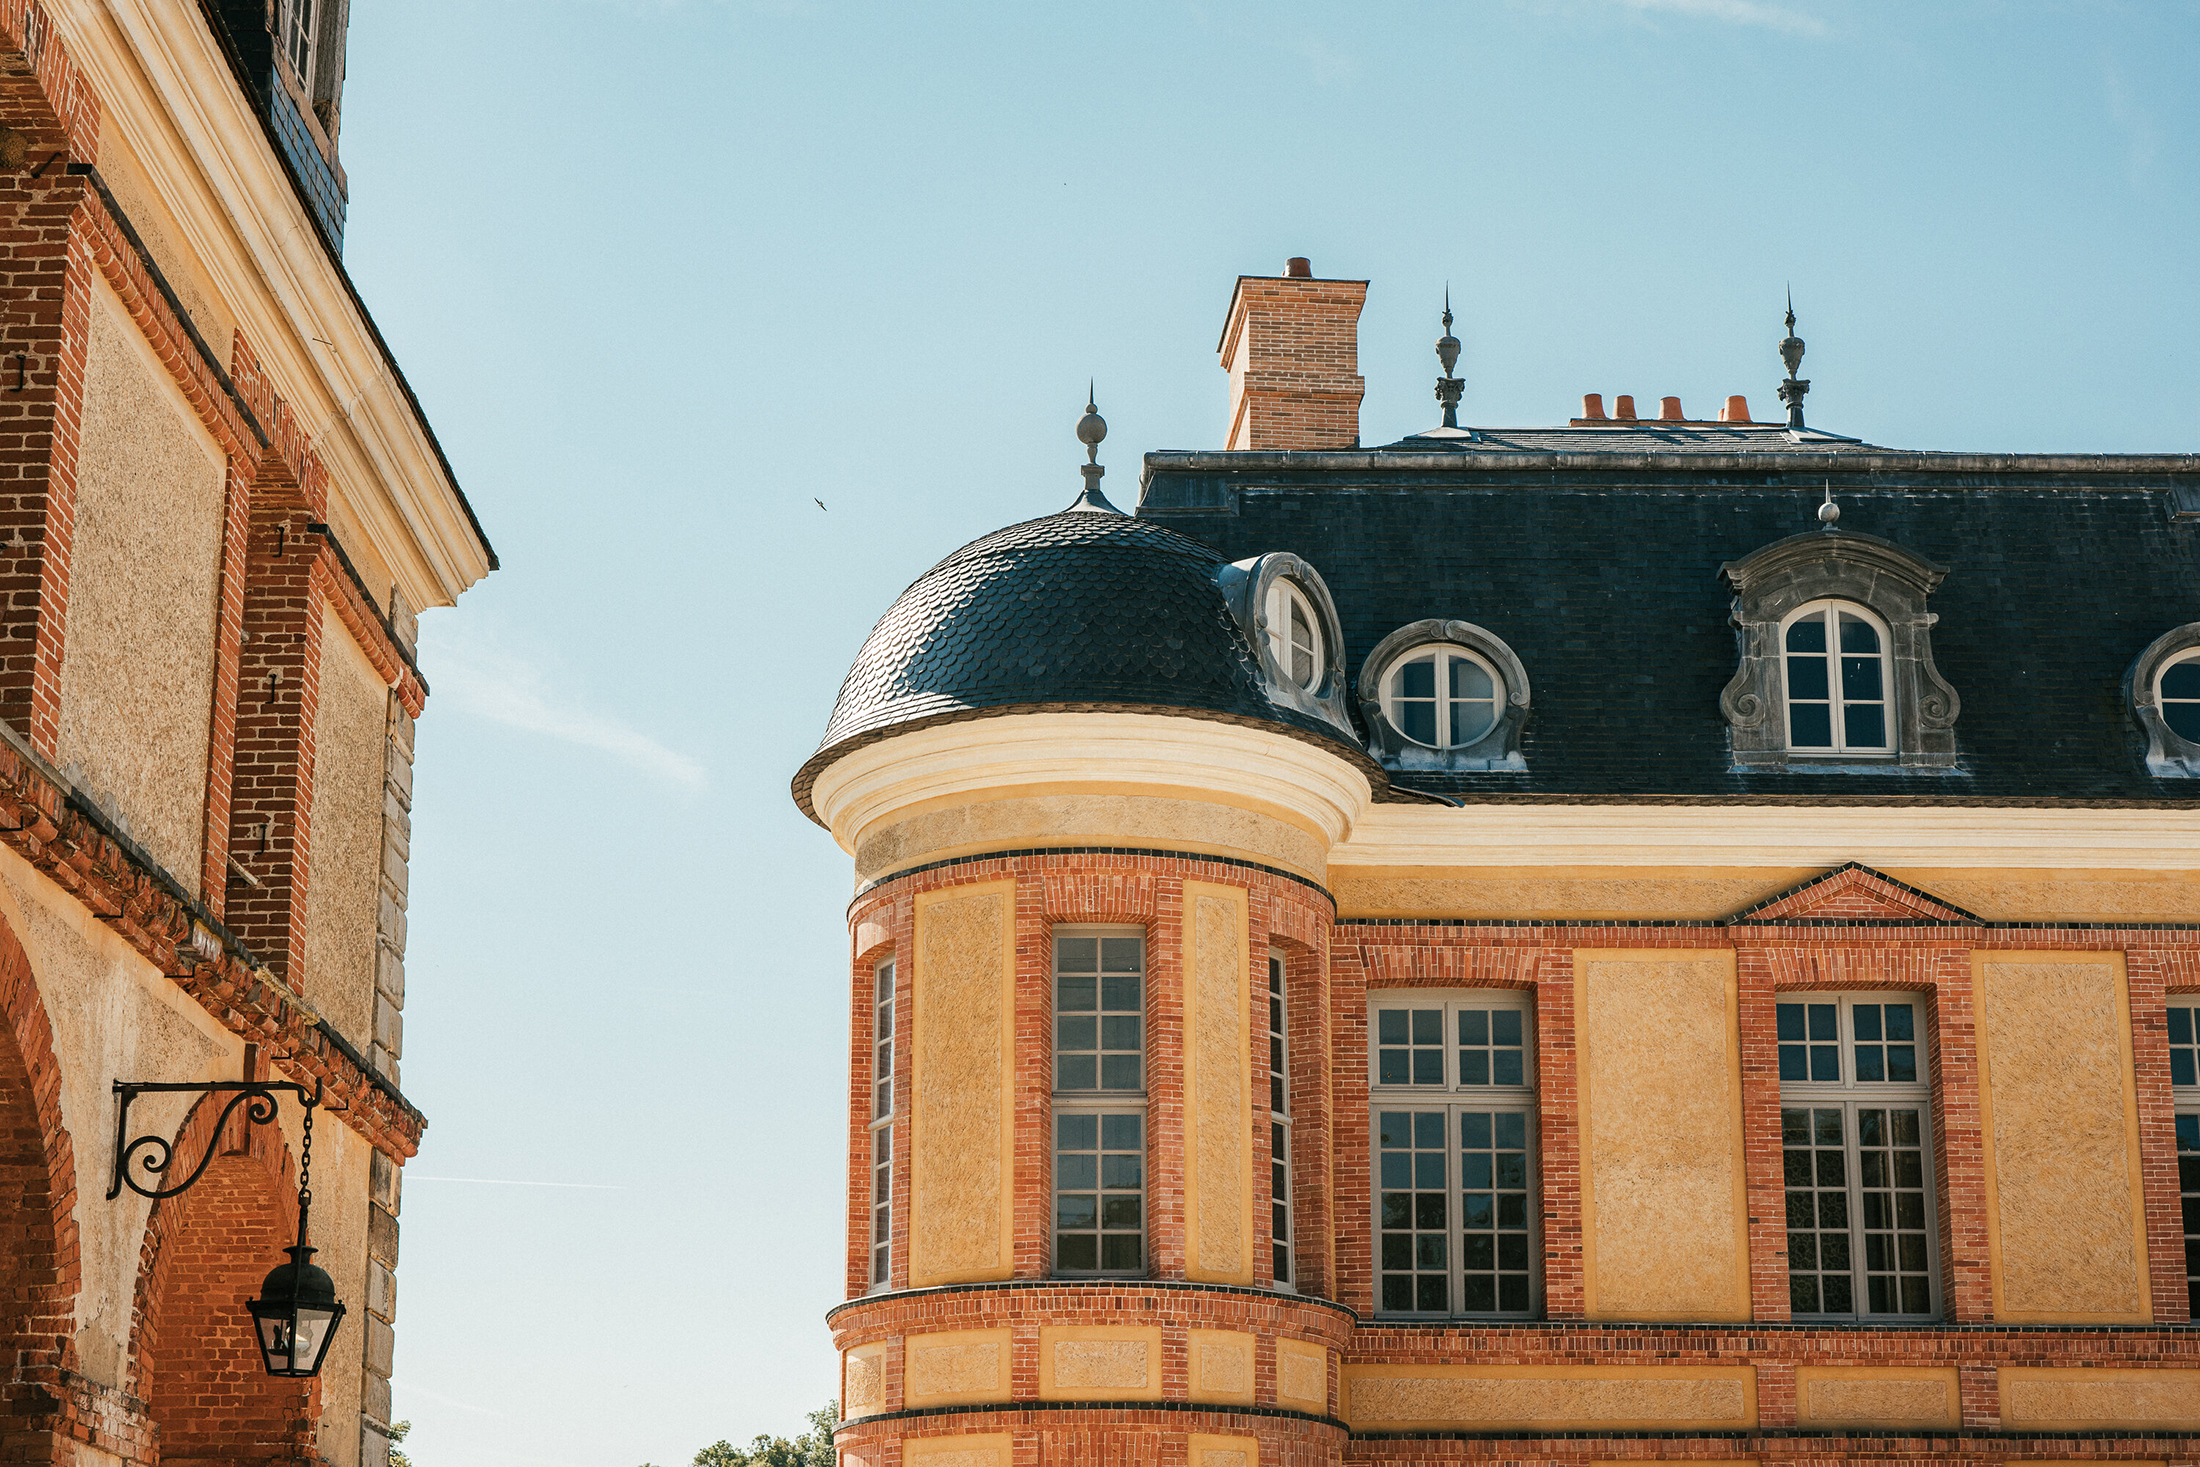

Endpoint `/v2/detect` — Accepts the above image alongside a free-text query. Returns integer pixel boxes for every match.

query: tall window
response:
[1368,991,1537,1316]
[2172,1004,2200,1314]
[1265,580,1323,690]
[1778,992,1938,1319]
[868,959,894,1288]
[280,0,316,87]
[1380,645,1503,749]
[1054,931,1145,1276]
[1782,600,1892,753]
[1268,952,1293,1288]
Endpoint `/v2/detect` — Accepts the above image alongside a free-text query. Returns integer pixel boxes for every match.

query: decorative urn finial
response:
[1068,382,1122,513]
[1434,287,1465,430]
[1777,288,1811,430]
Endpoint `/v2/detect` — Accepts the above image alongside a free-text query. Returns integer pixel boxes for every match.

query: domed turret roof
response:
[791,499,1375,822]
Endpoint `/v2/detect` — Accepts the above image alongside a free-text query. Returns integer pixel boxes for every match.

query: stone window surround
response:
[1355,619,1531,773]
[1218,552,1357,742]
[1719,530,1961,770]
[2129,622,2200,777]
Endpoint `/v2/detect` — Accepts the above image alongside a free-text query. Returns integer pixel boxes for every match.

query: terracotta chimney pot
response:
[1614,394,1636,420]
[1581,393,1607,420]
[1660,396,1684,421]
[1285,257,1312,278]
[1722,395,1751,423]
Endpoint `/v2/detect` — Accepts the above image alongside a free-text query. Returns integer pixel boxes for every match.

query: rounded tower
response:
[794,402,1378,1466]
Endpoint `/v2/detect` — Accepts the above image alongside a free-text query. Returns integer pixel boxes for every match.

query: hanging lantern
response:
[247,1244,347,1378]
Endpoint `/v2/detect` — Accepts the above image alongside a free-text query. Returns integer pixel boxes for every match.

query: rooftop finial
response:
[1818,480,1840,529]
[1777,287,1811,431]
[1068,383,1122,513]
[1434,285,1465,430]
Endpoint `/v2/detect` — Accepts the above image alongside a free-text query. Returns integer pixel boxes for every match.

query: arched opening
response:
[136,1104,316,1466]
[0,1016,67,1462]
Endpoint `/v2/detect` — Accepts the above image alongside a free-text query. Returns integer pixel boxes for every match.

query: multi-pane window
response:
[1368,992,1538,1317]
[1268,952,1292,1288]
[1054,931,1145,1276]
[1381,645,1504,749]
[1782,600,1892,753]
[1265,580,1323,689]
[867,959,894,1288]
[280,0,316,87]
[2159,655,2200,743]
[1777,992,1938,1319]
[2172,1005,2200,1314]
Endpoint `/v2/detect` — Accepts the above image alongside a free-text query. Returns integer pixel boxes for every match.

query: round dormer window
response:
[1381,645,1504,749]
[2159,652,2200,742]
[1265,580,1323,690]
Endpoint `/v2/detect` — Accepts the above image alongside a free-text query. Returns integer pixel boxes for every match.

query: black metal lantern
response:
[247,1244,346,1377]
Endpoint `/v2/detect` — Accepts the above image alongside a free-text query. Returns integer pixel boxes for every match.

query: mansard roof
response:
[1138,428,2200,803]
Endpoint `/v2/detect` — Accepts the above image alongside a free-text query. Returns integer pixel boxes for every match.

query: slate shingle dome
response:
[791,500,1376,821]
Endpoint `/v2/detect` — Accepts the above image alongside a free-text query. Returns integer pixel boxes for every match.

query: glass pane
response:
[1838,614,1881,653]
[1785,1105,1857,1317]
[1450,700,1496,745]
[1450,657,1494,700]
[1400,701,1437,744]
[1790,702,1833,748]
[1399,657,1435,698]
[2163,661,2200,699]
[2170,702,2200,742]
[1845,703,1887,749]
[1787,655,1831,701]
[1787,616,1827,652]
[1860,1104,1933,1315]
[1842,655,1883,701]
[1378,1109,1450,1313]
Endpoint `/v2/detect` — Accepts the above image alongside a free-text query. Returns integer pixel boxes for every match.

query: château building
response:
[795,258,2200,1466]
[0,3,491,1465]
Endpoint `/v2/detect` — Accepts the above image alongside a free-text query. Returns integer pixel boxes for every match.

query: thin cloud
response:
[430,636,707,789]
[1606,0,1828,35]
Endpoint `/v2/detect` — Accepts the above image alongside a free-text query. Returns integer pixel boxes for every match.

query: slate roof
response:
[792,499,1380,821]
[1384,423,1875,454]
[1138,430,2200,803]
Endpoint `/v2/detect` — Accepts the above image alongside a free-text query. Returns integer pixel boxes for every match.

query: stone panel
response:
[904,1435,1011,1467]
[1974,954,2150,1322]
[1999,1367,2200,1430]
[1343,1364,1756,1432]
[905,1329,1010,1408]
[1574,950,1749,1321]
[1037,1325,1164,1402]
[909,883,1016,1287]
[1189,1434,1259,1467]
[1183,880,1252,1285]
[1276,1338,1329,1412]
[1794,1366,1959,1429]
[842,1341,888,1418]
[1187,1329,1255,1406]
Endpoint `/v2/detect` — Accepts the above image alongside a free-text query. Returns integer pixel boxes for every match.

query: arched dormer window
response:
[1265,579,1324,691]
[1719,529,1960,770]
[1780,601,1892,754]
[1217,551,1356,743]
[2129,624,2200,776]
[1357,620,1530,772]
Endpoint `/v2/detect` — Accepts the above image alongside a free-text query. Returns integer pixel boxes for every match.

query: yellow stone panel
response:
[909,882,1017,1286]
[1574,950,1751,1321]
[905,1328,1011,1408]
[1183,881,1254,1285]
[1187,1329,1255,1406]
[1793,1366,1959,1429]
[1999,1368,2200,1430]
[1036,1325,1164,1402]
[1189,1433,1259,1467]
[842,1341,889,1418]
[1974,953,2151,1322]
[904,1434,1012,1467]
[1342,1363,1756,1432]
[1275,1338,1329,1412]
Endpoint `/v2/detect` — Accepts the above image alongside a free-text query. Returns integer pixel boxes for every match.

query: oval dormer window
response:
[2158,652,2200,743]
[1381,645,1504,749]
[1266,580,1323,690]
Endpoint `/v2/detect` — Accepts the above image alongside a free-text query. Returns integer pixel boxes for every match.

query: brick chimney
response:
[1218,259,1368,450]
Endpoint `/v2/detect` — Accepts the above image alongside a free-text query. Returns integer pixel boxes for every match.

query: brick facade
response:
[1219,273,1369,451]
[832,846,2200,1463]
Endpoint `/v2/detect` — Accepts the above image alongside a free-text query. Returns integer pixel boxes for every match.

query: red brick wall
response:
[1220,277,1368,451]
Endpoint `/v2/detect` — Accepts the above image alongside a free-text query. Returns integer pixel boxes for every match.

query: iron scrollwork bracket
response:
[107,1079,319,1201]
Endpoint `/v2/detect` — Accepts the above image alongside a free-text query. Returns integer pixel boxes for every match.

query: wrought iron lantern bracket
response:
[107,1077,332,1201]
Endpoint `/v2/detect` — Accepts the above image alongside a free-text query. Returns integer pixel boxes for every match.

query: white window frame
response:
[1268,950,1293,1291]
[1379,643,1505,750]
[1052,925,1148,1279]
[1779,599,1895,755]
[1367,989,1540,1319]
[1265,579,1323,691]
[1776,990,1940,1322]
[2158,652,2200,747]
[866,958,894,1291]
[279,0,317,89]
[2168,1000,2200,1318]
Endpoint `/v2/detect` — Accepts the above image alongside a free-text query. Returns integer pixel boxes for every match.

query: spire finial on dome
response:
[1434,286,1465,430]
[1068,383,1123,513]
[1818,480,1840,529]
[1777,287,1811,430]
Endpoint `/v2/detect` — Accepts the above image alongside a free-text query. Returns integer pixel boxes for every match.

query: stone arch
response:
[128,1086,318,1465]
[0,901,81,1465]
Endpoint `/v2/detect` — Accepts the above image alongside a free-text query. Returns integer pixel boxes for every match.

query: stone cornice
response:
[0,724,425,1159]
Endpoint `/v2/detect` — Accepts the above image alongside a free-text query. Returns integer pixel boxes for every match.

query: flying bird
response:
[814,498,827,511]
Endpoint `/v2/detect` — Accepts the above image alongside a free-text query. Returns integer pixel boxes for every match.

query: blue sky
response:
[336,3,2198,1462]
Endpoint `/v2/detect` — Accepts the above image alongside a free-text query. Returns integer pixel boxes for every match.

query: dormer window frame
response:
[2129,624,2200,777]
[1718,529,1960,770]
[1778,599,1895,758]
[1219,551,1357,741]
[1356,619,1530,773]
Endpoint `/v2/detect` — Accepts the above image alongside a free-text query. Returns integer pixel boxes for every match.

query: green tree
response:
[688,1401,837,1467]
[387,1420,412,1467]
